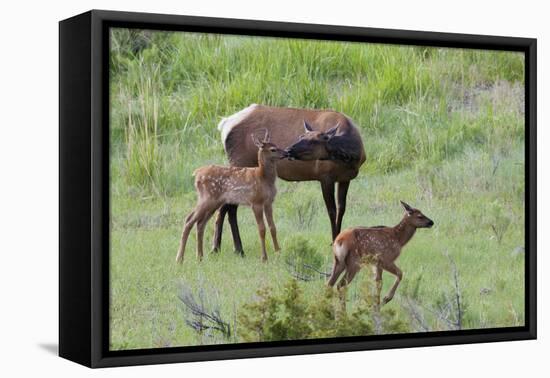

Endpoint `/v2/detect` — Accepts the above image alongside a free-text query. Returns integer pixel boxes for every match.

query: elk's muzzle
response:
[284,147,297,160]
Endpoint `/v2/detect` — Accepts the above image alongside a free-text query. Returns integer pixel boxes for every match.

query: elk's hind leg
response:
[196,205,219,261]
[334,262,359,310]
[213,205,244,256]
[228,205,244,256]
[212,205,229,253]
[327,256,346,287]
[337,263,360,290]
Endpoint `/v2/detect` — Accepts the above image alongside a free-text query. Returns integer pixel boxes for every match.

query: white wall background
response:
[0,0,546,375]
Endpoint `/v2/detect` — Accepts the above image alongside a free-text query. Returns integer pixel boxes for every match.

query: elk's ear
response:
[303,120,314,132]
[400,200,414,214]
[251,134,263,148]
[263,129,271,143]
[325,122,340,139]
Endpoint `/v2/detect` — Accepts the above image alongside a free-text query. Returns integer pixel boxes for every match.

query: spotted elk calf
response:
[327,201,434,306]
[176,130,287,263]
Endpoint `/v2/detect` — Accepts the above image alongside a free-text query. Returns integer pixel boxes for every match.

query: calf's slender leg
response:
[337,264,359,290]
[251,205,268,262]
[335,263,360,310]
[177,202,210,263]
[374,265,383,307]
[195,206,217,261]
[176,211,197,263]
[381,262,403,305]
[196,218,207,261]
[263,203,280,251]
[327,257,346,287]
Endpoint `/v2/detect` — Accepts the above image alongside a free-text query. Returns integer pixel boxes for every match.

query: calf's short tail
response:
[333,237,348,263]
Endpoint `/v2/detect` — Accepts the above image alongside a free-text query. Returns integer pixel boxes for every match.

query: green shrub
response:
[238,279,408,343]
[237,281,311,342]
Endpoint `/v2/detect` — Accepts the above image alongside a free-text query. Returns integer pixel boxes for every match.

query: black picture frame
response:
[59,9,537,368]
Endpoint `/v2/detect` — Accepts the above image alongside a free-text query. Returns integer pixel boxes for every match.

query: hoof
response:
[382,296,392,305]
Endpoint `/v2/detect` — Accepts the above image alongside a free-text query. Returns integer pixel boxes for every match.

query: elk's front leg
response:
[381,262,403,305]
[336,181,350,235]
[263,202,280,252]
[252,205,268,262]
[321,180,337,240]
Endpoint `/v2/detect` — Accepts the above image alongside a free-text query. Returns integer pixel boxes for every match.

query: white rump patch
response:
[334,240,348,263]
[218,104,258,146]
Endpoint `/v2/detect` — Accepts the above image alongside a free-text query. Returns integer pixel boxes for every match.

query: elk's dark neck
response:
[394,217,417,247]
[257,151,277,182]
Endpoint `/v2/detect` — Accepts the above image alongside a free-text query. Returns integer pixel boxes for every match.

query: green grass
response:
[109,29,525,350]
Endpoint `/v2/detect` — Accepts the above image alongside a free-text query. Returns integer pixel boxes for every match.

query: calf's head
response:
[401,200,434,228]
[252,131,288,161]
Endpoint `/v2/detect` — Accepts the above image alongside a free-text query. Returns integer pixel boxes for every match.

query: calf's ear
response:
[251,134,263,148]
[400,200,414,214]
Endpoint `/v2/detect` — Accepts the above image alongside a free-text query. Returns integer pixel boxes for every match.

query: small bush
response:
[179,283,233,344]
[238,279,408,343]
[238,281,311,342]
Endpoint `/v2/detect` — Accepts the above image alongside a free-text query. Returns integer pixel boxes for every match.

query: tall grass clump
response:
[120,55,162,193]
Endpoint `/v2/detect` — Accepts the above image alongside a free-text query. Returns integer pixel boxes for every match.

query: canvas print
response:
[109,28,525,351]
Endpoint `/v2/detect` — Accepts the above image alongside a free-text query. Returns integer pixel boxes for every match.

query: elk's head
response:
[401,200,434,228]
[252,130,288,161]
[285,120,340,161]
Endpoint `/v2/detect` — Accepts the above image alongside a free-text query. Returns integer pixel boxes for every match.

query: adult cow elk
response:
[213,104,366,255]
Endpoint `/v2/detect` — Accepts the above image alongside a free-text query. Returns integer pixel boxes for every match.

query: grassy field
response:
[109,29,525,350]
